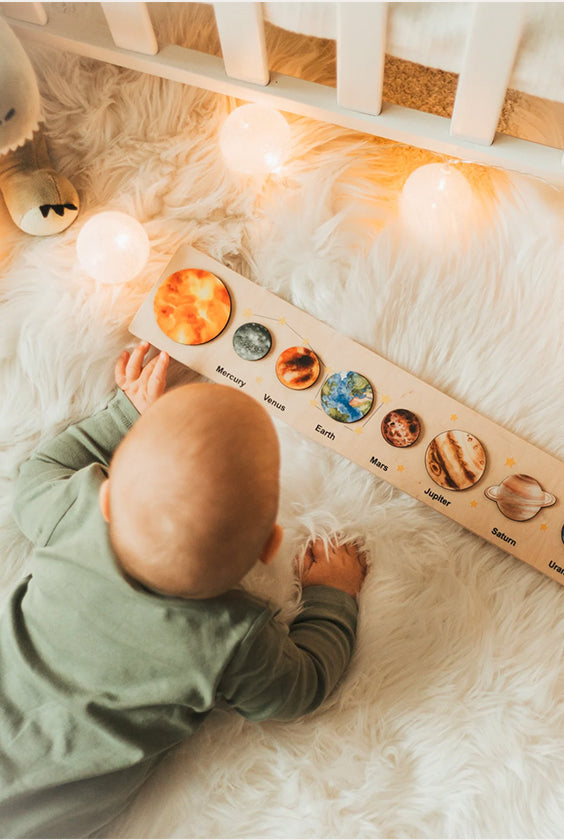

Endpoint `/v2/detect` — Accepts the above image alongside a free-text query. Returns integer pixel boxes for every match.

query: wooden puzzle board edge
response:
[130,245,564,587]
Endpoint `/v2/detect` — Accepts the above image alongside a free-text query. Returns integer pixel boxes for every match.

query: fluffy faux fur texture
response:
[2,5,564,838]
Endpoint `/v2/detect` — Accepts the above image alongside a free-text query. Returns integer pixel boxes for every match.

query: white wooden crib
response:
[2,1,564,186]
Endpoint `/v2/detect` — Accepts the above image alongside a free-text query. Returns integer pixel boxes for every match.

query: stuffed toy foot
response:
[0,125,79,236]
[0,16,79,236]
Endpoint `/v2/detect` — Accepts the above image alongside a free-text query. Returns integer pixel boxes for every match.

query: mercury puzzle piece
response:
[232,322,272,360]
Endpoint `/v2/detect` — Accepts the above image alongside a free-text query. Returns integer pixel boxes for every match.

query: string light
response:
[219,103,291,176]
[76,211,150,284]
[399,163,475,242]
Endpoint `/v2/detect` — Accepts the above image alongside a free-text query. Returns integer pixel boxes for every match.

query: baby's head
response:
[99,384,282,598]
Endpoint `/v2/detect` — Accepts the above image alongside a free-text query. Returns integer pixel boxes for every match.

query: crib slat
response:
[9,4,564,186]
[101,2,158,55]
[0,2,47,25]
[451,3,525,145]
[337,2,387,116]
[213,3,269,86]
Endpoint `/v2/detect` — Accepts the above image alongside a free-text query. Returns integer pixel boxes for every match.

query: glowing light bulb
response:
[220,104,291,176]
[399,163,474,242]
[76,211,150,284]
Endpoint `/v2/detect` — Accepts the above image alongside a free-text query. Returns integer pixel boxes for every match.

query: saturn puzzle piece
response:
[485,474,556,521]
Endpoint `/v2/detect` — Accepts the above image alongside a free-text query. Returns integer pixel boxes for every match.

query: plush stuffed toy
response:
[0,17,79,235]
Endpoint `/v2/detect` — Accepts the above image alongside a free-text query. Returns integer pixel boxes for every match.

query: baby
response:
[0,341,367,839]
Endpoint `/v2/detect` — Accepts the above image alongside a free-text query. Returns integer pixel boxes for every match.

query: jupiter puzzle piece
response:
[425,430,487,491]
[130,244,564,587]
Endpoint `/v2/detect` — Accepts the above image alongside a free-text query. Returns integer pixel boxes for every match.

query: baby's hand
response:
[115,341,169,414]
[300,538,367,598]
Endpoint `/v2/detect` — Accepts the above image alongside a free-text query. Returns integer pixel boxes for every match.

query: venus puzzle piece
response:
[276,346,320,390]
[130,245,564,587]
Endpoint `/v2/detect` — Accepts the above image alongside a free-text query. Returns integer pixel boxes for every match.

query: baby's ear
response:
[99,479,111,523]
[260,523,284,566]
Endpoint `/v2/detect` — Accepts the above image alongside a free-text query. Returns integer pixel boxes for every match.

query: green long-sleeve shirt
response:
[0,390,358,839]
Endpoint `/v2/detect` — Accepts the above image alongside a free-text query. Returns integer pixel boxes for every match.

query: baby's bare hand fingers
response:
[115,351,130,386]
[358,549,368,572]
[146,351,169,400]
[320,539,366,570]
[308,538,328,563]
[125,341,150,381]
[138,350,163,380]
[295,543,314,574]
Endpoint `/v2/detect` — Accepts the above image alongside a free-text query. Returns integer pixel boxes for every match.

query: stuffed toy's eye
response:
[5,108,15,121]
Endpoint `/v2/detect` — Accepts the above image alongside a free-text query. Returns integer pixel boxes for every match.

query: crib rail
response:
[2,1,563,186]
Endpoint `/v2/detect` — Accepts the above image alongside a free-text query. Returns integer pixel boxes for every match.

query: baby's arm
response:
[219,540,366,721]
[13,342,168,545]
[12,388,139,545]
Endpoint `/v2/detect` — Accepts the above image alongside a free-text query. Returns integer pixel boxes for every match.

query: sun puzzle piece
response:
[154,268,231,345]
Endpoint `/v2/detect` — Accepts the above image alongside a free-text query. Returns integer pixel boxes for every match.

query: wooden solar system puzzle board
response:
[130,245,564,586]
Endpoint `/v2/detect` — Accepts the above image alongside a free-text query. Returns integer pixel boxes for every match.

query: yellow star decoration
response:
[278,317,287,326]
[354,426,364,435]
[397,464,405,472]
[505,457,516,467]
[470,500,478,508]
[243,308,253,318]
[255,376,263,384]
[540,523,548,532]
[309,399,317,407]
[450,413,458,422]
[381,395,391,404]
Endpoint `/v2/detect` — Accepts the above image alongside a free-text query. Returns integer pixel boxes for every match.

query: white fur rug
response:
[3,7,564,839]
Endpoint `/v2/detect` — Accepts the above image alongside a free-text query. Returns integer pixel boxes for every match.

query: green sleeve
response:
[218,585,359,722]
[12,389,139,545]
